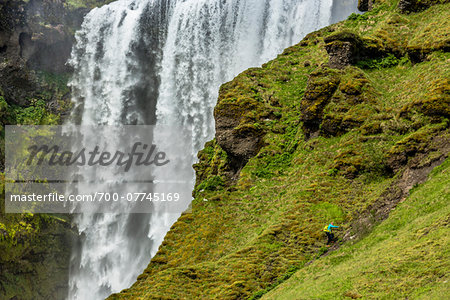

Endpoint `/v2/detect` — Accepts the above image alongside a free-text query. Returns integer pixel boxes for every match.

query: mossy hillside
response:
[345,0,450,60]
[112,3,450,299]
[113,1,450,299]
[0,51,73,300]
[0,91,72,299]
[264,158,450,299]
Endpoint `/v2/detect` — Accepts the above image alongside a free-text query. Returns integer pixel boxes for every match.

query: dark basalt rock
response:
[0,0,96,108]
[0,0,87,73]
[358,0,374,12]
[324,32,364,69]
[214,104,266,174]
[324,31,392,69]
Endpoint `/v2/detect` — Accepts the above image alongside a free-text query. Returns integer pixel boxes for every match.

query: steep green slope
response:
[113,1,449,299]
[264,158,450,299]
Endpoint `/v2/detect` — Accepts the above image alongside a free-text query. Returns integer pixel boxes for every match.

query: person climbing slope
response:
[323,222,339,245]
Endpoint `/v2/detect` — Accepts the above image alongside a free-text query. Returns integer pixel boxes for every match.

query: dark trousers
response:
[326,232,334,244]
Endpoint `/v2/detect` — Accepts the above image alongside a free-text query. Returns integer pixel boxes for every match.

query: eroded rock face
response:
[0,59,38,105]
[324,32,364,69]
[214,97,266,173]
[0,0,88,73]
[213,69,275,175]
[324,31,393,69]
[0,0,90,105]
[325,41,357,69]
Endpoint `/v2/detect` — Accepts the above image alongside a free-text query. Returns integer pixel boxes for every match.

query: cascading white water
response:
[68,0,357,299]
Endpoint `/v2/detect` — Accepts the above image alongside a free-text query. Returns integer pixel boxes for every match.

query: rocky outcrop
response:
[401,78,450,119]
[0,60,39,105]
[214,69,274,175]
[398,0,450,14]
[214,102,266,174]
[0,0,88,73]
[324,32,364,69]
[357,0,374,12]
[300,67,340,138]
[300,66,377,141]
[324,31,391,69]
[386,122,449,173]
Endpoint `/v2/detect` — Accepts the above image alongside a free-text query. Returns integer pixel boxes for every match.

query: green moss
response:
[0,70,68,300]
[196,176,225,192]
[407,78,450,117]
[300,67,341,136]
[356,54,409,69]
[64,0,115,11]
[11,99,59,125]
[193,139,231,196]
[387,121,448,161]
[323,31,364,45]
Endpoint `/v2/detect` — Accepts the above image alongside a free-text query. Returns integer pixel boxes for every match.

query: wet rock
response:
[0,59,38,105]
[0,0,93,75]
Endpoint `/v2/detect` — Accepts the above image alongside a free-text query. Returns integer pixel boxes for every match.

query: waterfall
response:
[67,0,357,299]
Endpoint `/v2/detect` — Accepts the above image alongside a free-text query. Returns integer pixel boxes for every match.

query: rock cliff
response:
[0,1,111,299]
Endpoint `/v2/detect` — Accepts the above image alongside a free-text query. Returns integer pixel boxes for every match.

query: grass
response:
[264,158,450,299]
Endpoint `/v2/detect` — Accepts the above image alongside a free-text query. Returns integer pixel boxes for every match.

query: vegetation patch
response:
[106,1,450,298]
[264,158,450,299]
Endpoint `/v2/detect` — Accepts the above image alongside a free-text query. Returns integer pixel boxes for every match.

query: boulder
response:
[324,32,365,69]
[358,0,374,12]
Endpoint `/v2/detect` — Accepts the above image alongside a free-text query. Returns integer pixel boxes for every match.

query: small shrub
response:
[347,13,368,22]
[356,54,409,69]
[196,175,225,192]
